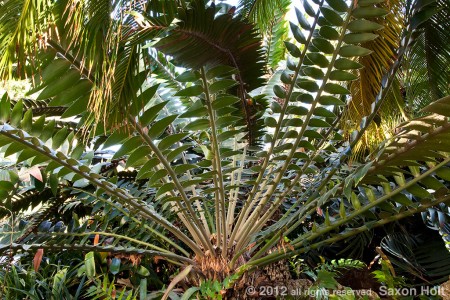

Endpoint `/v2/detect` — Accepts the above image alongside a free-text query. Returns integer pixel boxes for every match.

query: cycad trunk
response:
[188,244,312,299]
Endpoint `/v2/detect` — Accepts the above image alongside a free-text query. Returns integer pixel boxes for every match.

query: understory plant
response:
[0,0,449,298]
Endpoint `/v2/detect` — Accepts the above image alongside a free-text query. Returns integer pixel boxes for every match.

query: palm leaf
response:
[342,0,405,160]
[405,0,450,112]
[0,0,54,79]
[238,0,291,34]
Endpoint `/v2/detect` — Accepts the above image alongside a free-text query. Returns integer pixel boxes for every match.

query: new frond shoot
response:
[0,0,448,297]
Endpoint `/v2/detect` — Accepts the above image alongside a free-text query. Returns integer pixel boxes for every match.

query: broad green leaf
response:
[392,194,413,206]
[176,71,200,82]
[61,95,90,118]
[297,93,314,103]
[158,133,190,151]
[110,258,121,275]
[148,115,178,139]
[156,183,176,198]
[0,181,14,191]
[302,67,325,79]
[305,53,329,68]
[295,7,311,29]
[284,41,301,57]
[49,174,58,196]
[290,22,307,44]
[52,127,69,149]
[137,158,160,179]
[285,118,304,127]
[135,84,160,108]
[312,38,334,54]
[281,71,292,84]
[407,184,431,199]
[297,79,319,92]
[218,129,241,142]
[265,117,277,127]
[140,101,169,127]
[175,85,204,97]
[347,19,384,32]
[274,85,287,98]
[212,95,240,110]
[84,252,96,279]
[309,118,331,127]
[20,110,33,132]
[148,169,168,185]
[319,95,345,105]
[320,7,344,26]
[353,7,388,18]
[103,130,129,149]
[282,130,298,139]
[435,167,450,181]
[339,45,372,57]
[324,83,350,94]
[113,136,143,159]
[167,145,192,162]
[184,119,210,131]
[274,143,293,153]
[49,80,92,106]
[40,120,56,142]
[209,79,237,94]
[216,116,240,127]
[303,0,316,16]
[304,129,323,138]
[173,164,197,174]
[126,146,151,167]
[287,105,308,115]
[4,143,26,157]
[326,0,348,12]
[41,59,71,83]
[179,100,207,118]
[0,94,9,122]
[319,26,340,40]
[31,115,45,135]
[299,140,315,150]
[37,70,81,100]
[329,70,358,81]
[343,33,379,44]
[313,107,335,117]
[334,58,364,69]
[10,100,23,126]
[206,66,236,79]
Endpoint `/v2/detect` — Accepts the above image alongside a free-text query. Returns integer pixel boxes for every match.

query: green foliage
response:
[0,260,86,299]
[372,259,406,300]
[381,232,450,283]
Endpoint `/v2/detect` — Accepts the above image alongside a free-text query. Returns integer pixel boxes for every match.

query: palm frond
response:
[405,0,450,112]
[0,0,54,79]
[342,0,405,160]
[264,1,290,71]
[238,0,291,34]
[381,232,450,282]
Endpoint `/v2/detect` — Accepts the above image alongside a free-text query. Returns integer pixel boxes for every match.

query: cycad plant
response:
[1,0,449,297]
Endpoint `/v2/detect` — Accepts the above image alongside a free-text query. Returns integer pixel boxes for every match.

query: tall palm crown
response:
[0,0,449,297]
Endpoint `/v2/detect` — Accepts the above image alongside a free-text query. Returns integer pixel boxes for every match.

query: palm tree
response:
[1,0,449,297]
